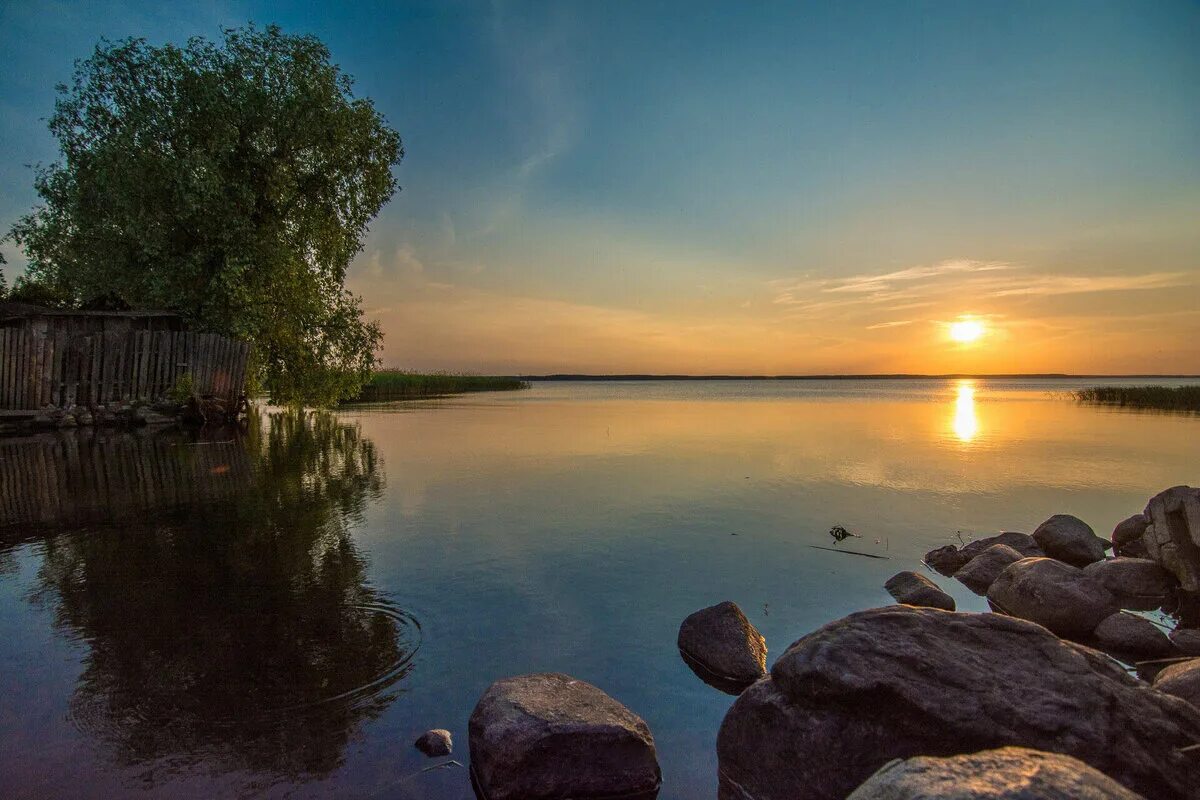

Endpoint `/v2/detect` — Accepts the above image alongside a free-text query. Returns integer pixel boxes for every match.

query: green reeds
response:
[1073,385,1200,412]
[348,370,529,402]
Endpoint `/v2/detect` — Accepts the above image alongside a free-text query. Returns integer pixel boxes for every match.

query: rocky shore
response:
[458,484,1200,799]
[0,395,242,436]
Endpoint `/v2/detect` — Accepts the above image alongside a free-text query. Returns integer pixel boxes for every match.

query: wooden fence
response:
[0,329,250,410]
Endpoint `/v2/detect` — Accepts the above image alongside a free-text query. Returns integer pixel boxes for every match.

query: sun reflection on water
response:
[953,380,979,442]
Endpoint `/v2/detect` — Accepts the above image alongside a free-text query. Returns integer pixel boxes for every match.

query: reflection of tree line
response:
[24,410,414,782]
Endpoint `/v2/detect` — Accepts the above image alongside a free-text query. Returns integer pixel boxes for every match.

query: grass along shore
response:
[1074,385,1200,412]
[348,370,529,402]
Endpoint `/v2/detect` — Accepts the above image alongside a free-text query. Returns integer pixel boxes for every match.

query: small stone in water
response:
[414,728,452,757]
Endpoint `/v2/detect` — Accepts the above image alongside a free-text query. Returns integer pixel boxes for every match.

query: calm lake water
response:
[2,378,1198,799]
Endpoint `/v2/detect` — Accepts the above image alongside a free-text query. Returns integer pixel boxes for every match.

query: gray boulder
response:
[1092,613,1175,659]
[716,606,1200,800]
[961,531,1044,561]
[846,747,1146,799]
[1112,514,1150,558]
[1083,558,1177,610]
[1143,487,1200,592]
[925,545,968,576]
[955,544,1024,594]
[677,601,766,693]
[414,728,452,757]
[469,673,660,800]
[1033,514,1107,567]
[1171,628,1200,656]
[1154,659,1200,710]
[987,557,1118,638]
[884,571,955,611]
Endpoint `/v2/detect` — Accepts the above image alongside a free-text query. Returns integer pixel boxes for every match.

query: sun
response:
[948,318,986,344]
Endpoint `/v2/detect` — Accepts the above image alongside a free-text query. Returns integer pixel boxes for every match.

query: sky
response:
[1,0,1198,374]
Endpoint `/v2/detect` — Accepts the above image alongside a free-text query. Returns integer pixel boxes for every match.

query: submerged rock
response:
[924,545,969,576]
[677,601,766,693]
[1113,514,1150,558]
[1092,613,1174,659]
[884,571,955,611]
[1083,558,1177,611]
[955,544,1024,595]
[987,557,1118,638]
[1143,487,1200,592]
[716,606,1200,800]
[469,673,660,800]
[846,747,1146,800]
[1154,659,1200,710]
[414,728,453,757]
[1033,514,1107,567]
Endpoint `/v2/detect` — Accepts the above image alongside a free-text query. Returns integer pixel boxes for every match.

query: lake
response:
[2,378,1198,799]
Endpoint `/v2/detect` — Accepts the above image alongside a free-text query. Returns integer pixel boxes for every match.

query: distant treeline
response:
[1074,385,1200,412]
[521,373,1200,381]
[348,371,528,402]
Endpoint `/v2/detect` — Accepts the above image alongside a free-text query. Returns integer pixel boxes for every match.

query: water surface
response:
[2,378,1198,798]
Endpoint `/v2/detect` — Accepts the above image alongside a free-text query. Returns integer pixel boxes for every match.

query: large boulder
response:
[1112,514,1150,558]
[961,531,1044,561]
[884,571,955,611]
[955,544,1024,594]
[1143,487,1200,592]
[1083,558,1178,610]
[469,673,660,800]
[716,607,1200,800]
[846,746,1146,800]
[1092,613,1175,659]
[1033,514,1107,567]
[1171,628,1200,656]
[1154,659,1200,710]
[677,601,767,693]
[987,558,1118,638]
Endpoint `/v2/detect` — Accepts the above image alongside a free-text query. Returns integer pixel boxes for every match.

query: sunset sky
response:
[2,1,1197,374]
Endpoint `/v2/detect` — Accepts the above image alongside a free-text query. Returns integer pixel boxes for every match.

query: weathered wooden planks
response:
[0,328,250,410]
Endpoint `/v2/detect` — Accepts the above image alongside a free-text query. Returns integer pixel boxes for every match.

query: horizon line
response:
[514,373,1200,381]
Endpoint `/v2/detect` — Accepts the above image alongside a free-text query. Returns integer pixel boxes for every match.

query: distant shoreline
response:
[520,374,1200,381]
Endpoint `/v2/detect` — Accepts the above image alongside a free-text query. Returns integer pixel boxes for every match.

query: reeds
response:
[1073,385,1200,412]
[348,370,528,402]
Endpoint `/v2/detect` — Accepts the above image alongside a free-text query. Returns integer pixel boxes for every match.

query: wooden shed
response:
[0,303,249,411]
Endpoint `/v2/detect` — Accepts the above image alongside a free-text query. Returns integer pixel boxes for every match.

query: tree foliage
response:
[5,24,402,406]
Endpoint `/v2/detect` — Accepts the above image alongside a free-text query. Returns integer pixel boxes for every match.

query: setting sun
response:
[948,318,986,344]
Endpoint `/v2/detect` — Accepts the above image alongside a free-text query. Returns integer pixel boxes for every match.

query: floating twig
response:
[809,545,890,560]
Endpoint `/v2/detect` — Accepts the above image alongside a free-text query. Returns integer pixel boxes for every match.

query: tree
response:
[5,25,402,406]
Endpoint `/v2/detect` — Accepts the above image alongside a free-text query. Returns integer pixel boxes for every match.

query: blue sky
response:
[2,1,1198,373]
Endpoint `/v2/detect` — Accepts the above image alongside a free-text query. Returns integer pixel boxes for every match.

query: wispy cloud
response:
[866,320,916,329]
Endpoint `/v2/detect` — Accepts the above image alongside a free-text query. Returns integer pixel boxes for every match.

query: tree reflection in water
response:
[27,409,415,782]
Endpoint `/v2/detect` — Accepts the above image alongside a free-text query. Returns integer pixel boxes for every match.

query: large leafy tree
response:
[5,25,402,406]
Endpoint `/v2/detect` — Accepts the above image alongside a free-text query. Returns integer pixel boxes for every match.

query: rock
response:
[955,544,1024,594]
[76,412,94,426]
[1033,514,1107,567]
[1083,558,1177,610]
[414,728,452,757]
[469,673,660,800]
[961,531,1044,561]
[846,746,1147,800]
[924,545,969,576]
[1092,613,1175,659]
[1170,628,1200,656]
[987,557,1118,638]
[31,412,55,429]
[56,414,78,428]
[1112,514,1150,558]
[677,601,767,693]
[1143,487,1200,592]
[884,571,955,610]
[1154,659,1200,710]
[716,606,1200,800]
